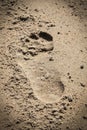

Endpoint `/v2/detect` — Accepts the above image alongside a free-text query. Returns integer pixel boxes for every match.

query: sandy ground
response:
[0,0,87,130]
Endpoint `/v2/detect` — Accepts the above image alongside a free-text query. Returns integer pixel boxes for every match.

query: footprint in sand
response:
[17,31,65,103]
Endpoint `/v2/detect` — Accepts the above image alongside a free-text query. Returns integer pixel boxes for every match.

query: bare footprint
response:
[17,31,65,103]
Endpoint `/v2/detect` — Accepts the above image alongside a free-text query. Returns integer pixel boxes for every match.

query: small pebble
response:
[80,65,84,69]
[67,96,73,102]
[49,57,54,61]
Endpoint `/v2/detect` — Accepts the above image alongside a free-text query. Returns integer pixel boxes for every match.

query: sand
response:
[0,0,87,130]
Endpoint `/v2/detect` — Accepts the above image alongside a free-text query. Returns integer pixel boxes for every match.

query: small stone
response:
[63,106,67,110]
[28,88,33,95]
[52,110,57,113]
[40,76,45,81]
[61,103,66,106]
[16,120,21,124]
[29,51,38,56]
[29,33,39,40]
[19,16,29,21]
[70,107,72,109]
[25,38,30,42]
[80,83,85,87]
[22,48,28,55]
[45,72,50,79]
[67,96,73,102]
[69,76,71,79]
[48,24,55,27]
[49,57,54,61]
[59,109,64,114]
[57,32,60,34]
[24,56,30,60]
[35,105,44,111]
[68,5,74,8]
[80,65,84,69]
[59,115,63,119]
[8,28,13,30]
[12,21,18,25]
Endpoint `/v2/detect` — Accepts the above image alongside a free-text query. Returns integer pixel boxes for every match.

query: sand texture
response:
[0,0,87,130]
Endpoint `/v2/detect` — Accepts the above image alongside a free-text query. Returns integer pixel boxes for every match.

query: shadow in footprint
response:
[39,31,53,41]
